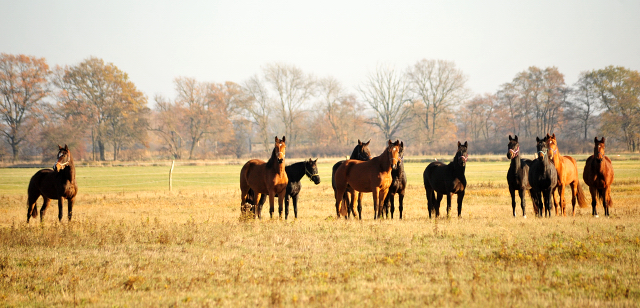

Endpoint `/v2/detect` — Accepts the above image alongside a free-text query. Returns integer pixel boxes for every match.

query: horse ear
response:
[601,137,606,144]
[400,141,404,148]
[536,137,541,142]
[464,141,468,147]
[552,133,556,139]
[64,144,68,150]
[514,135,518,142]
[388,140,392,146]
[275,136,279,143]
[282,136,286,143]
[358,139,362,146]
[365,140,370,146]
[313,158,318,163]
[508,135,512,141]
[58,144,62,150]
[594,137,598,143]
[457,141,461,147]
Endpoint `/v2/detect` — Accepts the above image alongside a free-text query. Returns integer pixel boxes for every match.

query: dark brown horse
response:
[382,141,406,219]
[506,135,534,217]
[27,145,78,223]
[547,133,588,216]
[333,140,401,219]
[528,136,557,217]
[240,136,288,219]
[583,137,614,217]
[331,139,371,219]
[423,141,468,218]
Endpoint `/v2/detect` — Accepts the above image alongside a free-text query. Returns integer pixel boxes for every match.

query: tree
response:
[359,66,412,140]
[0,54,50,161]
[241,75,273,152]
[566,71,603,140]
[459,94,497,141]
[406,59,470,141]
[53,57,149,161]
[152,94,185,159]
[263,63,315,146]
[590,66,640,151]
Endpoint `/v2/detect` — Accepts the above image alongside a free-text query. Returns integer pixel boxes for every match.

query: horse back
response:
[241,159,270,194]
[424,161,461,194]
[344,159,391,192]
[331,160,345,190]
[29,169,75,200]
[583,156,614,188]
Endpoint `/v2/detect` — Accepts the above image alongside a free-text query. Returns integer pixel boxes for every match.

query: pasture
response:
[1,156,640,306]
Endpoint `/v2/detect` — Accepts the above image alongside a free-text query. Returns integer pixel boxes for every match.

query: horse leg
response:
[372,188,380,219]
[446,194,452,218]
[378,189,389,219]
[509,188,517,217]
[268,193,275,219]
[552,186,559,216]
[40,197,51,222]
[277,192,285,220]
[293,194,299,219]
[58,197,64,221]
[600,188,608,217]
[390,194,395,219]
[334,186,345,218]
[543,189,552,218]
[426,188,432,219]
[457,191,465,217]
[435,193,443,218]
[589,186,598,217]
[27,194,40,223]
[518,188,526,218]
[284,194,290,220]
[398,193,404,220]
[68,198,74,221]
[357,192,363,220]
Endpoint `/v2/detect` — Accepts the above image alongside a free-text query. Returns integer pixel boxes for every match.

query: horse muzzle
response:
[54,162,66,171]
[312,176,321,185]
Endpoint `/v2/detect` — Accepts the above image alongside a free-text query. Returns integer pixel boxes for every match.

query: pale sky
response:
[2,0,639,102]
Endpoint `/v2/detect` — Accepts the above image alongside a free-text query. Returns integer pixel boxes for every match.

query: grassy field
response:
[1,156,640,307]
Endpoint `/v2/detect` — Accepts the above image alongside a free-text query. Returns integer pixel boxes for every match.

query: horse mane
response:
[265,147,277,169]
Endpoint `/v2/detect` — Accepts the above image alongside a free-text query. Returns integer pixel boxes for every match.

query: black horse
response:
[382,141,406,219]
[506,135,534,217]
[331,139,371,219]
[248,159,321,219]
[27,145,78,223]
[423,141,468,218]
[528,136,558,217]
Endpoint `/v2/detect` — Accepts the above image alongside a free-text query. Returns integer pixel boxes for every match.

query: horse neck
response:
[61,157,76,182]
[285,162,305,182]
[265,148,284,172]
[350,147,362,160]
[375,148,393,172]
[551,147,562,166]
[510,153,521,171]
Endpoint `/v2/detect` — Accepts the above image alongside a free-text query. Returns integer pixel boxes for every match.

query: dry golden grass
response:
[1,159,639,307]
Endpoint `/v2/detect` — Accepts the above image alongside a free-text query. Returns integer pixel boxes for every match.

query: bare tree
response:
[406,59,470,141]
[359,66,412,140]
[567,71,603,140]
[263,63,315,146]
[0,54,50,161]
[242,75,272,152]
[152,94,184,159]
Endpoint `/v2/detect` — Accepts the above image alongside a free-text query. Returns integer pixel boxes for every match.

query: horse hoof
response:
[594,215,599,218]
[523,215,527,219]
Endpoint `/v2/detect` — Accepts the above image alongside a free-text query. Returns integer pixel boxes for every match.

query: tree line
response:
[1,53,639,162]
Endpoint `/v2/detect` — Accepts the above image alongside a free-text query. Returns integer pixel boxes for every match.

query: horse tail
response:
[576,182,588,208]
[604,188,613,208]
[529,190,541,216]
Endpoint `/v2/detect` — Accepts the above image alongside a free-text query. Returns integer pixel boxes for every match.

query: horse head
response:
[274,136,286,163]
[54,144,71,172]
[387,140,401,169]
[547,133,559,158]
[305,158,321,184]
[535,136,551,161]
[507,135,520,159]
[456,141,468,167]
[356,139,372,161]
[594,137,606,161]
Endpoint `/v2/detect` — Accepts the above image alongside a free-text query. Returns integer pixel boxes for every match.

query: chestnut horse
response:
[333,140,401,219]
[528,136,557,217]
[546,133,587,216]
[506,135,535,217]
[331,139,371,219]
[27,145,78,222]
[423,141,468,218]
[240,136,288,219]
[583,137,614,217]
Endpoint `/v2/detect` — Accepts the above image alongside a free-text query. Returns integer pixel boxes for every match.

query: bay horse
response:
[27,144,78,223]
[423,141,468,218]
[528,136,557,217]
[382,141,406,219]
[331,139,371,219]
[247,158,321,219]
[583,137,614,217]
[333,140,401,219]
[546,133,588,216]
[506,135,534,217]
[240,136,288,219]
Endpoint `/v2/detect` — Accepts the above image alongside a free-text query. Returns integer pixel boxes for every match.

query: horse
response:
[247,158,321,219]
[333,140,401,219]
[583,137,614,217]
[528,136,557,217]
[240,136,288,219]
[27,144,78,223]
[546,133,588,216]
[382,141,406,219]
[423,141,468,218]
[331,139,371,219]
[506,135,535,217]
